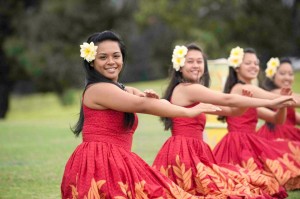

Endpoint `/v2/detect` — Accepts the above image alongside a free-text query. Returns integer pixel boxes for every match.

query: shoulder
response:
[231,83,255,94]
[85,82,123,97]
[177,83,205,92]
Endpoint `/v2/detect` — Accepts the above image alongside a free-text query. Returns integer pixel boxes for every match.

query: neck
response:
[237,76,252,84]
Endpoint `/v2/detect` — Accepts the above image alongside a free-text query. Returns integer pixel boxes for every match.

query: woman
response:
[212,47,300,191]
[257,57,300,141]
[152,44,294,198]
[60,31,222,199]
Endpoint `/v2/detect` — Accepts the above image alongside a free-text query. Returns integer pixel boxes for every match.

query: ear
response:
[90,62,94,67]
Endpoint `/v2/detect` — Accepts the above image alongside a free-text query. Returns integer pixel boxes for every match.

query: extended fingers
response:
[144,89,159,99]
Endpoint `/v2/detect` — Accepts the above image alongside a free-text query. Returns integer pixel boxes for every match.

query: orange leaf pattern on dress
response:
[172,155,194,194]
[241,158,258,172]
[288,142,300,162]
[70,185,78,199]
[68,178,106,199]
[159,155,285,198]
[265,158,292,185]
[159,165,171,178]
[84,179,106,199]
[166,181,205,199]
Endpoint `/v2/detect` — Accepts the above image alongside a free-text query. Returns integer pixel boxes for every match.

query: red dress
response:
[61,105,209,199]
[213,108,300,191]
[153,103,287,198]
[257,107,300,141]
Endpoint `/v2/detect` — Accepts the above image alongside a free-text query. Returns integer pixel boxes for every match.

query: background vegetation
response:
[1,0,300,117]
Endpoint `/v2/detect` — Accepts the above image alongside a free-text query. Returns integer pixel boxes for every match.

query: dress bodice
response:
[171,103,206,140]
[226,108,258,133]
[82,105,138,150]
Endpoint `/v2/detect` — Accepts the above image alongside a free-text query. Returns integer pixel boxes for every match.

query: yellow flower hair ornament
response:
[172,45,188,71]
[227,46,244,68]
[265,57,280,79]
[80,42,98,62]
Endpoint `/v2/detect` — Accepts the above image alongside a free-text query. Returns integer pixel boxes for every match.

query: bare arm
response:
[179,83,292,108]
[296,112,300,125]
[211,106,248,116]
[231,84,280,99]
[257,107,287,124]
[272,88,300,107]
[126,86,160,99]
[84,83,219,118]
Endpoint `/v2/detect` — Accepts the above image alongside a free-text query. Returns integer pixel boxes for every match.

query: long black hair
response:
[72,30,135,136]
[218,47,257,122]
[161,43,210,130]
[260,57,292,130]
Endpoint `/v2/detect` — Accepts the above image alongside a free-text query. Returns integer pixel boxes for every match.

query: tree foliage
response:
[1,0,300,116]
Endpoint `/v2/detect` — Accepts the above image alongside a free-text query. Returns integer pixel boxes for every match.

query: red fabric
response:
[61,105,209,199]
[213,108,300,191]
[153,104,286,198]
[257,107,300,141]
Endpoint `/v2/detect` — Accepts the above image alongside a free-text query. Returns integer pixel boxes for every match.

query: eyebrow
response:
[186,57,203,60]
[97,52,121,55]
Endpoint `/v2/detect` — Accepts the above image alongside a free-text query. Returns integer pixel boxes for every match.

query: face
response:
[92,40,123,82]
[236,53,259,83]
[180,49,205,83]
[273,62,294,88]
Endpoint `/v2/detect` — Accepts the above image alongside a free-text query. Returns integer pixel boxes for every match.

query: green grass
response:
[0,75,299,198]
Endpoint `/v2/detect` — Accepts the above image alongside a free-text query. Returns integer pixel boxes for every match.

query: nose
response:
[107,56,114,65]
[191,61,199,68]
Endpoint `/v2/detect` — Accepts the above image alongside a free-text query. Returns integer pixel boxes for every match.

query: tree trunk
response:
[0,49,10,119]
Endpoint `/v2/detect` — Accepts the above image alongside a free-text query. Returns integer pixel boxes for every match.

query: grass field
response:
[0,74,299,198]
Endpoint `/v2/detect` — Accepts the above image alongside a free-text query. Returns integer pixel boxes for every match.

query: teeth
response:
[107,68,116,72]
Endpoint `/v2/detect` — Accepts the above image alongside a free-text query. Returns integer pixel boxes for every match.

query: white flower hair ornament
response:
[80,42,98,62]
[227,46,244,68]
[265,57,280,79]
[171,45,188,71]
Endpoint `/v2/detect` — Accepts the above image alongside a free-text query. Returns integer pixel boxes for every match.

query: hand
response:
[280,88,292,96]
[143,89,160,99]
[188,103,222,117]
[242,89,253,97]
[270,95,297,109]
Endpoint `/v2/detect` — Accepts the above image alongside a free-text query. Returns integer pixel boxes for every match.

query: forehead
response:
[243,53,258,61]
[97,40,121,53]
[278,62,293,71]
[186,49,203,58]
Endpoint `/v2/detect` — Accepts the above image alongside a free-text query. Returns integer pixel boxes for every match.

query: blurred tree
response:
[4,0,136,107]
[135,0,300,68]
[0,0,38,118]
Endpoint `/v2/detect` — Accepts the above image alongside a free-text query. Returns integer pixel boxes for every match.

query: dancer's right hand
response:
[270,95,297,109]
[188,103,221,117]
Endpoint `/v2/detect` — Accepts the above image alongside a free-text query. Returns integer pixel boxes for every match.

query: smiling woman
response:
[213,48,300,192]
[60,30,222,199]
[257,57,300,141]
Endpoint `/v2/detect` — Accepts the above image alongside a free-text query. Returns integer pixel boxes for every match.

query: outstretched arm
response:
[125,86,159,99]
[257,107,287,124]
[84,83,220,118]
[272,88,300,107]
[179,83,294,108]
[210,89,252,116]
